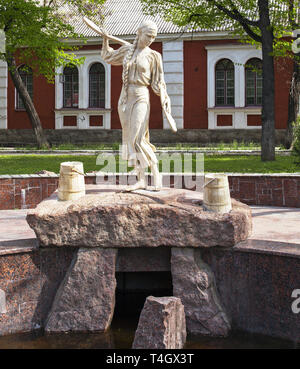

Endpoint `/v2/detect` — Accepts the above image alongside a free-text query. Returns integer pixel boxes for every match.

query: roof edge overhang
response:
[62,30,241,46]
[205,43,261,50]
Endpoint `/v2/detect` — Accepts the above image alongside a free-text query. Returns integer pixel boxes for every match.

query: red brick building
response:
[0,0,295,138]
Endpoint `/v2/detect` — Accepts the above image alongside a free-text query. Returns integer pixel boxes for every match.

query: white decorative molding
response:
[162,40,184,130]
[0,60,8,129]
[206,44,262,129]
[208,107,262,129]
[55,50,111,129]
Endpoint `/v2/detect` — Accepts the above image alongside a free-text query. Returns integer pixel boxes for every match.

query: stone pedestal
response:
[132,296,186,349]
[26,185,252,336]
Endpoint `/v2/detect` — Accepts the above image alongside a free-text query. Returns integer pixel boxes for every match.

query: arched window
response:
[215,59,234,106]
[63,65,79,108]
[89,63,105,108]
[16,65,33,110]
[245,58,262,106]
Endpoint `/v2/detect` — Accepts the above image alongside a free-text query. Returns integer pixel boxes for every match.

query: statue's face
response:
[138,27,157,49]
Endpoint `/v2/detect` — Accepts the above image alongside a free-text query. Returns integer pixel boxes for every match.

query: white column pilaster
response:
[162,41,184,129]
[0,60,8,129]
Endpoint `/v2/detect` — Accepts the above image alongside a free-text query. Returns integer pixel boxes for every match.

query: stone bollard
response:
[0,289,6,314]
[132,296,186,349]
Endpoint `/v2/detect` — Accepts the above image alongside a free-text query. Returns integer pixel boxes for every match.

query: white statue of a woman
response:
[84,19,177,191]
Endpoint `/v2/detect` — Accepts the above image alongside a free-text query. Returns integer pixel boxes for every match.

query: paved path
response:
[0,209,37,255]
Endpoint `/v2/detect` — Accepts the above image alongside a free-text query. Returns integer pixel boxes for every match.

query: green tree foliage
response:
[140,0,298,45]
[0,0,105,148]
[0,0,105,81]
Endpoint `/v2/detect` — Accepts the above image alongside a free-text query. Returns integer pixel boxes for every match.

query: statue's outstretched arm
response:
[83,17,130,47]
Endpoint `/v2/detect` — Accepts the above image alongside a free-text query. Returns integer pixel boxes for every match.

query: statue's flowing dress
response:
[101,44,168,170]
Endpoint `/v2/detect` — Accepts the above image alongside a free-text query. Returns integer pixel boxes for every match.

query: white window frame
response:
[55,50,111,129]
[206,44,262,129]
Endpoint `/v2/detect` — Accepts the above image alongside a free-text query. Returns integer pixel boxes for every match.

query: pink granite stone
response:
[171,248,231,336]
[26,185,252,248]
[132,296,186,349]
[45,248,117,333]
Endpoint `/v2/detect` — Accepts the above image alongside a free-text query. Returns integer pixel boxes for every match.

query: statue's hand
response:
[101,28,109,39]
[164,97,171,114]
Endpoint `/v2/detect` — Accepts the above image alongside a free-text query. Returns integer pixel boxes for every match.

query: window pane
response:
[216,69,224,105]
[89,63,105,108]
[227,79,234,88]
[215,59,234,106]
[63,65,78,108]
[216,96,224,105]
[227,70,234,79]
[216,70,224,80]
[227,96,234,105]
[246,59,262,105]
[216,80,224,88]
[247,97,255,105]
[226,68,234,105]
[216,89,225,97]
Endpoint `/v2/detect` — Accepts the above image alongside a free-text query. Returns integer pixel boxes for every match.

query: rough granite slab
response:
[171,248,231,336]
[45,248,117,333]
[132,296,186,349]
[26,185,252,248]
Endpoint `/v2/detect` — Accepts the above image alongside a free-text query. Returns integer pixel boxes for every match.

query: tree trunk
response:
[6,57,50,149]
[258,0,275,161]
[285,60,299,149]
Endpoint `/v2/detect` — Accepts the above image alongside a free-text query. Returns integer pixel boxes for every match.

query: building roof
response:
[62,0,295,40]
[63,0,233,39]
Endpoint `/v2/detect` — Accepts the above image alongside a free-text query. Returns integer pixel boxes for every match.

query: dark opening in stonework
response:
[113,271,173,318]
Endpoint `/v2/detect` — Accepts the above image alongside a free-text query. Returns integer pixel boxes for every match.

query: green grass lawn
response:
[0,140,288,151]
[0,154,299,175]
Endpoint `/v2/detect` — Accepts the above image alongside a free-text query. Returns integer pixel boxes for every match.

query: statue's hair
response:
[137,20,158,35]
[121,20,158,109]
[121,35,139,108]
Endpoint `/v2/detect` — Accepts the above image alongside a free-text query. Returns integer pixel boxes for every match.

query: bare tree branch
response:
[206,0,262,42]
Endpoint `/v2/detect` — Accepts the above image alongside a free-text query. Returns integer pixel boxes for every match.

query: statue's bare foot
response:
[152,173,162,191]
[148,181,162,192]
[124,179,146,192]
[152,182,162,191]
